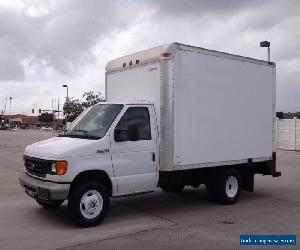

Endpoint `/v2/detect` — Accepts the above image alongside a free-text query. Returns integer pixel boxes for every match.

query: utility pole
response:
[57,98,60,119]
[52,98,54,113]
[3,96,7,114]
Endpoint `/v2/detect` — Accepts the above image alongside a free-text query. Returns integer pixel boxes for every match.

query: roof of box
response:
[105,42,274,73]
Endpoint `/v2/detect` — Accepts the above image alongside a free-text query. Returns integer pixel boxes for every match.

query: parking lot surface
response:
[0,130,299,249]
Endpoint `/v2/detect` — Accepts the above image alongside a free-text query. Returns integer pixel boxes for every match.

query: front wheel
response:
[69,181,109,227]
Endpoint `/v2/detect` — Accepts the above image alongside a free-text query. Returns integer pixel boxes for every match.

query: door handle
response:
[152,152,155,162]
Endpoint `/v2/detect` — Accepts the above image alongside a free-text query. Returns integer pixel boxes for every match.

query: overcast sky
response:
[0,0,299,114]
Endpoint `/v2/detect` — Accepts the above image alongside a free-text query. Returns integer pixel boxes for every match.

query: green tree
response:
[38,112,54,123]
[63,98,84,122]
[63,91,105,122]
[81,91,105,108]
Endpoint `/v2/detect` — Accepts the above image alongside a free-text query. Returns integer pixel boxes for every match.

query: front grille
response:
[24,156,53,177]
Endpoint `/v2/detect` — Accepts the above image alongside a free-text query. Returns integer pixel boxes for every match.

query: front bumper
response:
[19,173,70,201]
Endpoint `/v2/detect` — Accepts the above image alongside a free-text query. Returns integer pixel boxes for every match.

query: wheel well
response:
[210,165,254,192]
[70,170,113,197]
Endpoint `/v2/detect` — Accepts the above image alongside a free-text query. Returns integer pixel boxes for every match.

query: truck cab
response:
[20,102,159,227]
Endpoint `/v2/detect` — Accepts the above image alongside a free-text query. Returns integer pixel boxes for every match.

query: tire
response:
[214,168,241,205]
[36,199,64,209]
[161,184,185,193]
[69,181,109,227]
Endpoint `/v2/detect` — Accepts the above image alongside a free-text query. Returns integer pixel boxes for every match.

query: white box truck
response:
[19,43,280,227]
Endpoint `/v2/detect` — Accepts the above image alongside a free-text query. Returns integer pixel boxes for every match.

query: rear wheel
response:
[36,199,64,209]
[69,181,109,227]
[215,169,241,205]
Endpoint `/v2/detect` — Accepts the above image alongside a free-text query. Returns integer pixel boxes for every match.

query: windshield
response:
[61,104,123,140]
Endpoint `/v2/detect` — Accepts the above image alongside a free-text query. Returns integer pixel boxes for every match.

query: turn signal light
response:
[52,161,68,175]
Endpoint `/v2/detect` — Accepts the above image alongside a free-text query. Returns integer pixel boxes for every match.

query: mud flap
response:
[267,152,281,177]
[242,166,254,192]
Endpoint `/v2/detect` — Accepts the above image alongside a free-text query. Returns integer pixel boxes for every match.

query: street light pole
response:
[9,97,12,113]
[62,84,69,127]
[260,41,271,62]
[62,84,69,101]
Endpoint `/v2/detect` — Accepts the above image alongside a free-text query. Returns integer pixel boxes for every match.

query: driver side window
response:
[114,107,151,142]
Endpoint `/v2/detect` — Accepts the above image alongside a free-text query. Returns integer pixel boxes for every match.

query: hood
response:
[24,136,107,159]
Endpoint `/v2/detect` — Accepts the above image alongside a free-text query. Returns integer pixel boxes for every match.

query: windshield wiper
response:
[58,129,100,140]
[74,129,89,136]
[74,129,100,139]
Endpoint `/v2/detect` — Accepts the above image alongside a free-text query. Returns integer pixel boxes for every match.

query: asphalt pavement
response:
[0,130,298,250]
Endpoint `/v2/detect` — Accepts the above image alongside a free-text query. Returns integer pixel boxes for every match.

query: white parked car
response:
[40,126,53,131]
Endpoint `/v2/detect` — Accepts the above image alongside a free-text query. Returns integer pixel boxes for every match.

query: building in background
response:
[1,114,64,129]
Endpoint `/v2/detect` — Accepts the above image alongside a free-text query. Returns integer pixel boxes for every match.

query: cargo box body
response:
[106,43,276,172]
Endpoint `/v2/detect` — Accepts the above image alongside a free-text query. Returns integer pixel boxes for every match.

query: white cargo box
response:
[106,43,276,172]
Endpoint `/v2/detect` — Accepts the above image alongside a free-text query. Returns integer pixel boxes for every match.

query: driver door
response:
[110,105,158,195]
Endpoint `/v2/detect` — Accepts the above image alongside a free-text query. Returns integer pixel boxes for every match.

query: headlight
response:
[51,161,68,175]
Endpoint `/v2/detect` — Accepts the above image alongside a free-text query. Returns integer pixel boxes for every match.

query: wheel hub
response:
[225,176,238,198]
[80,190,103,219]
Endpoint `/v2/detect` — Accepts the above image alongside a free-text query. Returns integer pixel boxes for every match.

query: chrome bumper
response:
[19,173,70,201]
